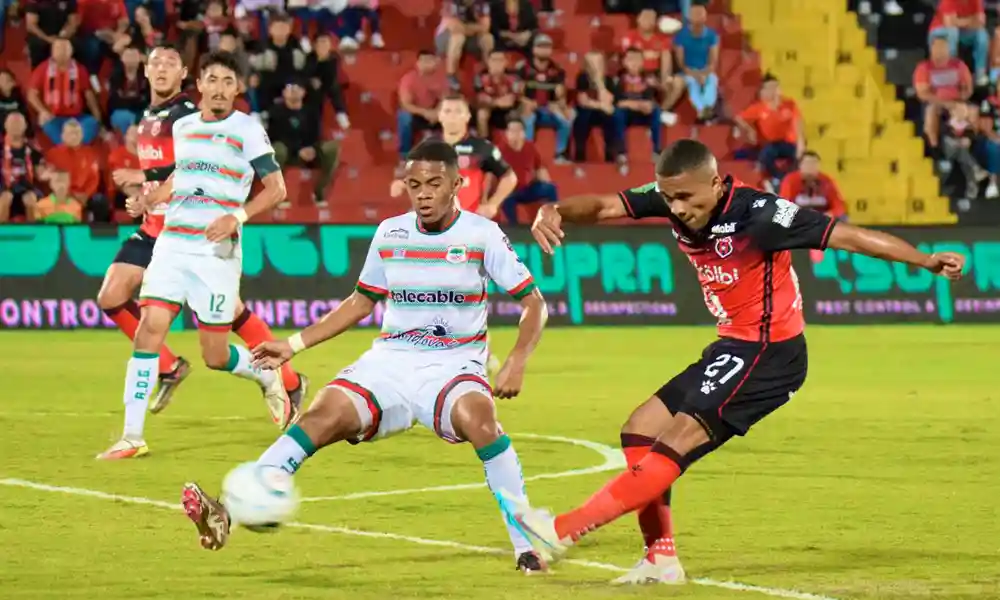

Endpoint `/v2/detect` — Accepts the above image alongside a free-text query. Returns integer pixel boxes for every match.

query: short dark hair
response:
[199,51,244,80]
[407,139,459,168]
[762,73,779,85]
[150,42,182,57]
[655,139,715,177]
[440,92,467,103]
[506,116,524,128]
[801,150,820,161]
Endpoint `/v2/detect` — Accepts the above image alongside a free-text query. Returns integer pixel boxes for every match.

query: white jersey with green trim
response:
[157,110,274,258]
[356,210,536,361]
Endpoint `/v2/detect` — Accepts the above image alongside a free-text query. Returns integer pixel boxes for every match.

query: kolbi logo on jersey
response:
[698,264,740,285]
[137,144,164,161]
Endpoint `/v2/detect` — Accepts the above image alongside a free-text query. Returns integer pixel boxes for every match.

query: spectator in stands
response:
[116,5,164,53]
[76,0,129,79]
[673,3,720,123]
[25,0,80,68]
[339,0,385,49]
[474,50,521,137]
[176,0,207,67]
[248,13,308,116]
[518,34,571,164]
[107,123,141,212]
[436,0,494,89]
[779,151,846,221]
[497,117,556,224]
[915,33,974,149]
[0,69,30,137]
[490,0,538,58]
[928,0,989,86]
[573,51,617,163]
[397,50,447,159]
[202,0,233,53]
[305,34,351,130]
[45,119,107,220]
[107,45,151,136]
[941,101,987,200]
[269,80,341,206]
[28,38,103,145]
[0,112,43,223]
[621,8,683,127]
[34,169,84,223]
[614,47,662,162]
[734,75,804,190]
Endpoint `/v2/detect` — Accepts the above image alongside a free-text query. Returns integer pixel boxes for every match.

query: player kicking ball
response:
[496,139,966,584]
[100,51,295,460]
[180,139,552,574]
[97,44,308,460]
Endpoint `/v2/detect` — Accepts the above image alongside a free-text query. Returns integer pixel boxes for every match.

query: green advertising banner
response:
[0,225,997,329]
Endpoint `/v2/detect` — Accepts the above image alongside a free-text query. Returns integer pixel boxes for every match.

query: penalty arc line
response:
[301,432,628,502]
[0,477,839,600]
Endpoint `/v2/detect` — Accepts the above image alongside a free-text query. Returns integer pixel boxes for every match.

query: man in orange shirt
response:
[621,8,684,127]
[734,75,805,191]
[44,118,109,220]
[778,151,846,220]
[106,123,141,213]
[34,169,84,223]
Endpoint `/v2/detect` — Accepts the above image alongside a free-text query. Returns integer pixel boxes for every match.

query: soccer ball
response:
[221,462,300,531]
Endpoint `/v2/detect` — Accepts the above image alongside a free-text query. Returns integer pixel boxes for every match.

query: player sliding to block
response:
[497,139,966,585]
[180,139,553,574]
[99,51,295,461]
[96,43,308,461]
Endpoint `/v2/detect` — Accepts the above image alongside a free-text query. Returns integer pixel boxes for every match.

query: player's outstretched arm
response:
[495,288,547,399]
[827,223,965,279]
[251,292,376,370]
[531,194,627,254]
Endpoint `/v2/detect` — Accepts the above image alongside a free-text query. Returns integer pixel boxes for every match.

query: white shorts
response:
[138,249,242,328]
[327,348,493,444]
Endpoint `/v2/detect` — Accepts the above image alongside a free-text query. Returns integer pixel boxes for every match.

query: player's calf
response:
[449,391,545,572]
[257,386,364,474]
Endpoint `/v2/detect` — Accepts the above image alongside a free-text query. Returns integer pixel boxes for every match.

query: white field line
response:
[0,477,840,600]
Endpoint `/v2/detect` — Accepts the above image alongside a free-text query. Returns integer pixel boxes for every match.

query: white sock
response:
[122,352,158,439]
[479,434,534,556]
[258,424,316,474]
[222,344,277,388]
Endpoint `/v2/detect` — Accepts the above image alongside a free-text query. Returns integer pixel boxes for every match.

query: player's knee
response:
[661,411,713,456]
[620,396,673,439]
[97,282,127,309]
[298,387,363,446]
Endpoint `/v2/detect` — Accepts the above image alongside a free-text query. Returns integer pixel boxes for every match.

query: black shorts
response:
[655,334,808,443]
[112,229,157,268]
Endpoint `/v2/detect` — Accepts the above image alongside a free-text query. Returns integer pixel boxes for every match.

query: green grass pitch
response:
[1,326,998,600]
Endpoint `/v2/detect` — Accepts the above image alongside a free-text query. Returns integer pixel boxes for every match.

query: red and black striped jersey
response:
[136,93,198,237]
[619,176,836,342]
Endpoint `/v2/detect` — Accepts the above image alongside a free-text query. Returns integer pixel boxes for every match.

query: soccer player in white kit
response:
[181,139,552,574]
[100,51,293,459]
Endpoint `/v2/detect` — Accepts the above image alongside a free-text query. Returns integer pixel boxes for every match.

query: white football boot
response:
[612,552,686,585]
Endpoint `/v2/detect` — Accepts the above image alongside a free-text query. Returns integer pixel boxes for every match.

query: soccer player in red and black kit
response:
[96,44,309,460]
[497,139,966,583]
[392,94,517,219]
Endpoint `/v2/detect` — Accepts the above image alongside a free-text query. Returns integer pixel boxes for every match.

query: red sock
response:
[232,308,300,391]
[554,448,682,542]
[622,434,675,553]
[105,300,179,375]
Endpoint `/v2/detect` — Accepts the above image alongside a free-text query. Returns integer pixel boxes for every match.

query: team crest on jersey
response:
[714,236,734,258]
[384,228,409,239]
[458,155,471,169]
[445,245,469,263]
[150,120,162,136]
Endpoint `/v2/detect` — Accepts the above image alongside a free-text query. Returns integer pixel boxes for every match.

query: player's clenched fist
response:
[925,252,965,280]
[531,204,564,255]
[251,340,294,370]
[494,354,527,399]
[125,195,148,217]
